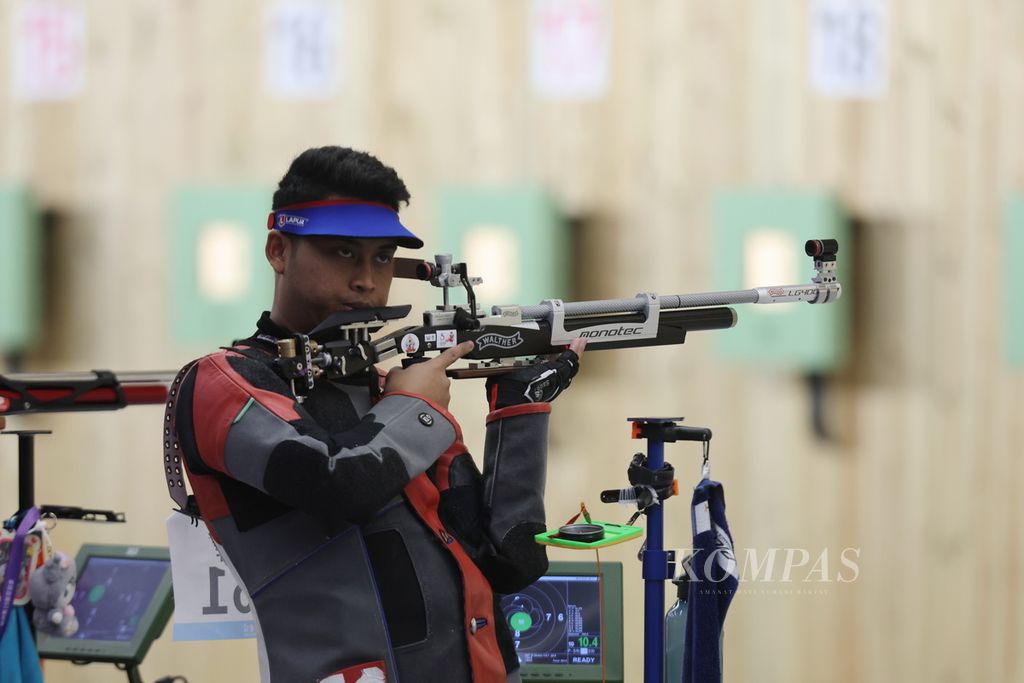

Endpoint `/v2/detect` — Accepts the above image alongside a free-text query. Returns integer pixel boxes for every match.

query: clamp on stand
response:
[600,451,679,527]
[606,417,711,683]
[2,430,126,523]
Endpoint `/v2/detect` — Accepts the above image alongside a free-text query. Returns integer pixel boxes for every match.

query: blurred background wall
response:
[2,0,1023,681]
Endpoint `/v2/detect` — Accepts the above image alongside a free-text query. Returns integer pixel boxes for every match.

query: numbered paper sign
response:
[264,0,340,99]
[810,0,887,98]
[166,513,256,640]
[529,0,611,100]
[12,0,87,101]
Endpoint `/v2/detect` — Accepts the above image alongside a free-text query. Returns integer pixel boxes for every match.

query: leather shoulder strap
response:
[163,360,200,516]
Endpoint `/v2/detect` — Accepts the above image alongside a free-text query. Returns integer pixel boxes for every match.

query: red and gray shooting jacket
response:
[174,313,551,682]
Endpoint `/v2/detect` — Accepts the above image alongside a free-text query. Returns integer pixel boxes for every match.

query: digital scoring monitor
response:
[36,544,174,666]
[500,560,623,683]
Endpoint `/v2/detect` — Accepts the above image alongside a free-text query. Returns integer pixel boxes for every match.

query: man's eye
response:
[337,247,354,258]
[376,253,394,264]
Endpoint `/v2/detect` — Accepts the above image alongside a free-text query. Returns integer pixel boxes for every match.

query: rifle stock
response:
[380,306,737,379]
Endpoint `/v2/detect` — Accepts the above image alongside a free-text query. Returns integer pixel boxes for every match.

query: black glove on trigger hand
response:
[486,350,581,410]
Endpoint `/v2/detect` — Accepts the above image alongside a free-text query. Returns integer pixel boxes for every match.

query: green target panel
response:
[0,186,42,352]
[437,187,569,309]
[169,186,274,348]
[713,189,851,372]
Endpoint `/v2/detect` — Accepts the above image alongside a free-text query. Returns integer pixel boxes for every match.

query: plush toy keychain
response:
[0,515,54,607]
[28,551,79,638]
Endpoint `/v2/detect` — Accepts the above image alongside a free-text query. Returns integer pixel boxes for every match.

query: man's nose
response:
[350,259,376,292]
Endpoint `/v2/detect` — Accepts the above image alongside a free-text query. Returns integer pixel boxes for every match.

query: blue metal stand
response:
[626,417,711,683]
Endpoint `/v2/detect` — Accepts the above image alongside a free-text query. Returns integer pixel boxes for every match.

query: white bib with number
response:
[166,512,256,640]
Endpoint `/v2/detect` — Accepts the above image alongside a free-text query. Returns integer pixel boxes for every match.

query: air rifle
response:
[272,239,841,399]
[0,239,840,412]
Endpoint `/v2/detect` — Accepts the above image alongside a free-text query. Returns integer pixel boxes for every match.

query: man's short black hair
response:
[272,147,411,211]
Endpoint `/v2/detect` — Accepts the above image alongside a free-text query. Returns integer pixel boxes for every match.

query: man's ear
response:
[266,231,289,274]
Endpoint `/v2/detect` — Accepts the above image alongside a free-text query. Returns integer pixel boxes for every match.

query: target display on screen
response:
[36,544,174,667]
[70,556,169,642]
[500,574,603,666]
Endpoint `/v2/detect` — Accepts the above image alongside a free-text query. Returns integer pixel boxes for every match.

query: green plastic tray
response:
[534,521,643,550]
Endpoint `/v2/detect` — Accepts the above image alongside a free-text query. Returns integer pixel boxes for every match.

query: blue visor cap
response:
[268,200,423,249]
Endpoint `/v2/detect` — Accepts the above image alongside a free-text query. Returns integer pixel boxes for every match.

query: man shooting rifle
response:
[168,146,584,683]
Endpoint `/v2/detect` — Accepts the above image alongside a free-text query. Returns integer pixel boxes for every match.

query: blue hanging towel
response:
[0,607,44,683]
[681,478,738,683]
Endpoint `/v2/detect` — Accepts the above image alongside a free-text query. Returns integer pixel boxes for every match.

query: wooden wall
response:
[2,1,1023,681]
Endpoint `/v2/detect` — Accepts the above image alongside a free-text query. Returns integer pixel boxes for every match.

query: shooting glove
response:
[486,350,581,411]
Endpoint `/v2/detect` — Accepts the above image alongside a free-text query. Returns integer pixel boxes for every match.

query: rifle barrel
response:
[513,290,760,320]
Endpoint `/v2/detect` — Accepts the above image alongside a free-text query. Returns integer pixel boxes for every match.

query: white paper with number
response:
[810,0,887,99]
[529,0,611,100]
[166,513,256,640]
[264,0,340,99]
[13,0,87,101]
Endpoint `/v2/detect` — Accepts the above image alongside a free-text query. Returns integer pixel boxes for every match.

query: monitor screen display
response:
[500,574,603,666]
[37,544,174,666]
[67,556,170,642]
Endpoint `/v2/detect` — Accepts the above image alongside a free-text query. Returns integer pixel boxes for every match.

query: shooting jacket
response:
[174,313,551,682]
